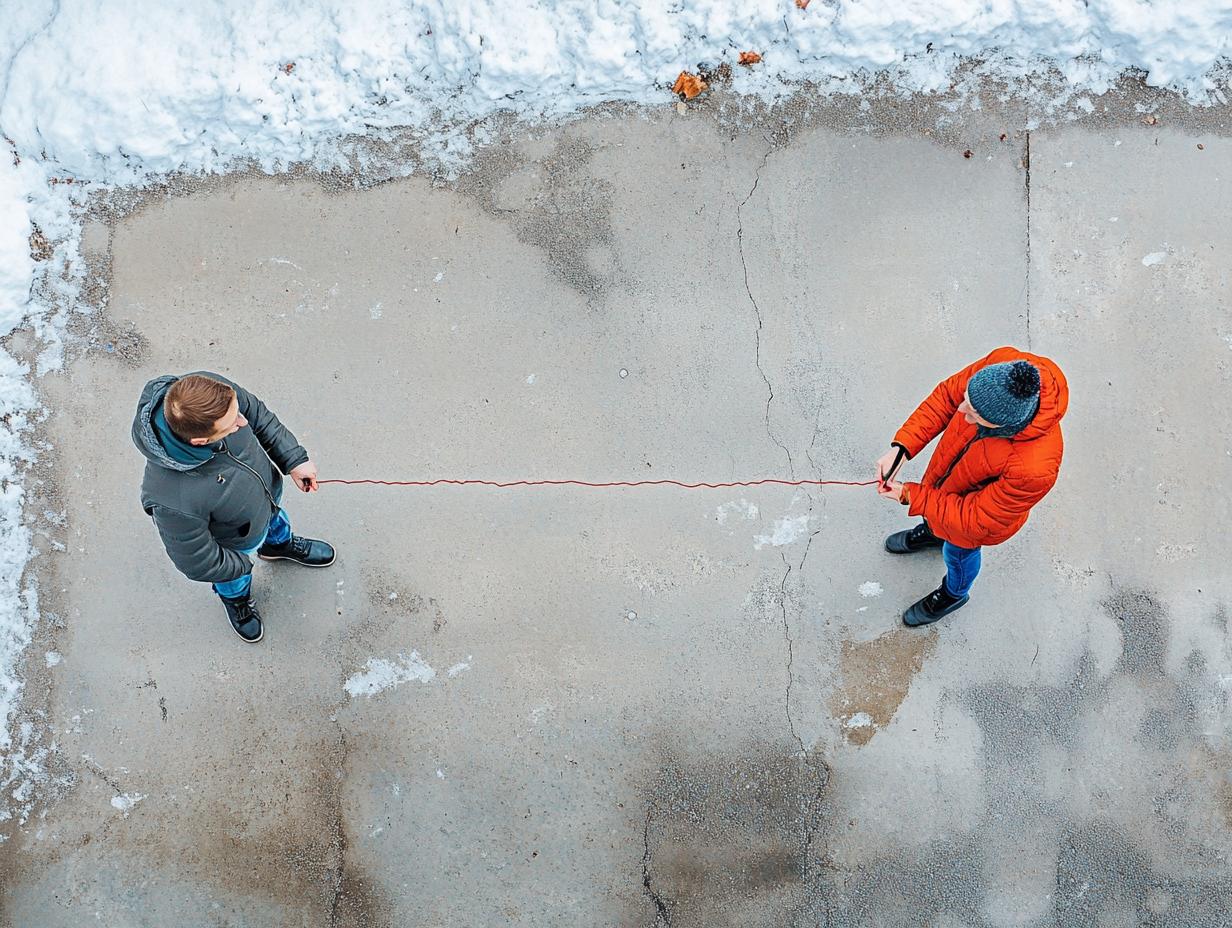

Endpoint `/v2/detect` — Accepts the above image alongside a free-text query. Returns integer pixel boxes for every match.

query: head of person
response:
[164,375,247,446]
[958,359,1041,429]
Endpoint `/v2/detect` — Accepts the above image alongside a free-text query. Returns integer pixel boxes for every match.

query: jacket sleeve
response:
[905,459,1056,546]
[892,347,1012,458]
[194,371,309,474]
[150,506,253,584]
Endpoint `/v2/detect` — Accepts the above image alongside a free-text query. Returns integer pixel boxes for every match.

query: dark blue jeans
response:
[942,542,981,597]
[212,491,292,600]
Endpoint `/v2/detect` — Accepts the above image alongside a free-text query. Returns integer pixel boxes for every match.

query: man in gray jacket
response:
[132,372,335,642]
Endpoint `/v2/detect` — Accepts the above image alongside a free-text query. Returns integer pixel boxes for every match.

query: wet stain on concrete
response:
[824,836,988,928]
[172,730,392,925]
[822,586,1232,924]
[458,132,619,299]
[1105,587,1170,676]
[1055,819,1232,926]
[830,629,937,746]
[638,740,829,927]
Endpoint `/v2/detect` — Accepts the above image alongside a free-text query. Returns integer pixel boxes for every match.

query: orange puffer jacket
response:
[894,346,1068,549]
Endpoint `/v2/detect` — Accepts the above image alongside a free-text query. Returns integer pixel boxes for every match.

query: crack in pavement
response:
[1023,130,1032,349]
[777,551,832,898]
[326,729,349,927]
[778,553,803,757]
[737,145,795,478]
[641,807,672,926]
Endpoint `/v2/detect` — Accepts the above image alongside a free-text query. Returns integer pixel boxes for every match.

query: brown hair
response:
[164,375,236,440]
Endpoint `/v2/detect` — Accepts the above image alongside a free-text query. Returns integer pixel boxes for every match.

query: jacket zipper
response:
[933,434,980,489]
[219,443,279,513]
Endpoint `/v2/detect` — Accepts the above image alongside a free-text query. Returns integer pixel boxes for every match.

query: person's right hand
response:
[875,447,903,487]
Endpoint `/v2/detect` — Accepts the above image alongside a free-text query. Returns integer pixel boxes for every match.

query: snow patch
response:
[755,514,810,549]
[858,581,884,598]
[43,651,60,667]
[1141,251,1168,267]
[345,651,436,697]
[845,712,874,729]
[110,792,146,814]
[716,499,759,525]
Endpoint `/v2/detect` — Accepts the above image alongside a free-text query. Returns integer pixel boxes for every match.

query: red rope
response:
[318,477,879,490]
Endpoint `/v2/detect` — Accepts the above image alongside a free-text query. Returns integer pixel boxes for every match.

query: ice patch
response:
[754,514,810,549]
[345,651,436,697]
[1141,251,1168,267]
[369,302,383,319]
[1156,543,1197,562]
[526,374,536,384]
[845,712,874,729]
[43,651,60,667]
[716,499,759,525]
[110,792,146,814]
[433,271,444,283]
[858,581,884,598]
[447,660,472,678]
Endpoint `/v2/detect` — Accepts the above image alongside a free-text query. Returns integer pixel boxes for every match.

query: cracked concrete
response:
[737,143,795,478]
[2,99,1231,926]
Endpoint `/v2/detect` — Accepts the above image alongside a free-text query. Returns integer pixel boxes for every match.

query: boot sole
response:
[257,552,336,567]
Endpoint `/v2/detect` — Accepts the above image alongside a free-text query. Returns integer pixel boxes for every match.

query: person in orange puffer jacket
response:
[875,346,1068,627]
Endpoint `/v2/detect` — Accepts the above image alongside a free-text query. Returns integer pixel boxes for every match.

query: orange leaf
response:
[738,51,762,66]
[671,71,708,100]
[796,0,810,8]
[282,62,295,75]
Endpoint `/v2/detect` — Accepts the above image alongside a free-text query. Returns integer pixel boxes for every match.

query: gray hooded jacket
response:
[132,372,309,584]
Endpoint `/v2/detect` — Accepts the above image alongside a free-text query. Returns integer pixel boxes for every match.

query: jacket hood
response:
[1015,351,1068,441]
[132,374,210,472]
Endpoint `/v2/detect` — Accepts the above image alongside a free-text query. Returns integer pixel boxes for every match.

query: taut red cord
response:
[318,477,880,490]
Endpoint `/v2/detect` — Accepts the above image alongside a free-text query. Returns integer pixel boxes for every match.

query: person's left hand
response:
[290,460,319,492]
[877,479,905,503]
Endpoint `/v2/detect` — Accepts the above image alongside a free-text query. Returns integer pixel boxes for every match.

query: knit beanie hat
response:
[967,360,1040,430]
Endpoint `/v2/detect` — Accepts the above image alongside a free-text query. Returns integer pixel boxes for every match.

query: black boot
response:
[257,534,335,567]
[885,521,943,554]
[903,579,969,627]
[221,595,264,642]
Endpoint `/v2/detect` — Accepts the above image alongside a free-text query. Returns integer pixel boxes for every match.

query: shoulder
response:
[1006,428,1063,484]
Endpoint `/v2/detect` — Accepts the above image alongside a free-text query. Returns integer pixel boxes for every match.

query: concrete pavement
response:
[2,100,1231,926]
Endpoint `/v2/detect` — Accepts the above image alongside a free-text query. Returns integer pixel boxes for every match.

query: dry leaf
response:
[28,227,52,262]
[675,101,688,115]
[999,133,1008,142]
[963,149,973,159]
[282,62,295,75]
[1197,143,1205,150]
[739,51,762,66]
[796,0,810,8]
[1142,114,1158,126]
[672,71,708,100]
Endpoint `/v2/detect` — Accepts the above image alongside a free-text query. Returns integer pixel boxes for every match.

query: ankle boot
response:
[885,521,944,554]
[221,594,264,642]
[257,534,335,567]
[903,579,969,627]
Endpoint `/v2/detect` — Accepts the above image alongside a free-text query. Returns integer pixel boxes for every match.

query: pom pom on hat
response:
[968,359,1041,430]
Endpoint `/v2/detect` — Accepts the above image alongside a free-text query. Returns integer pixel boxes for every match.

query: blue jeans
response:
[212,495,292,600]
[942,542,981,598]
